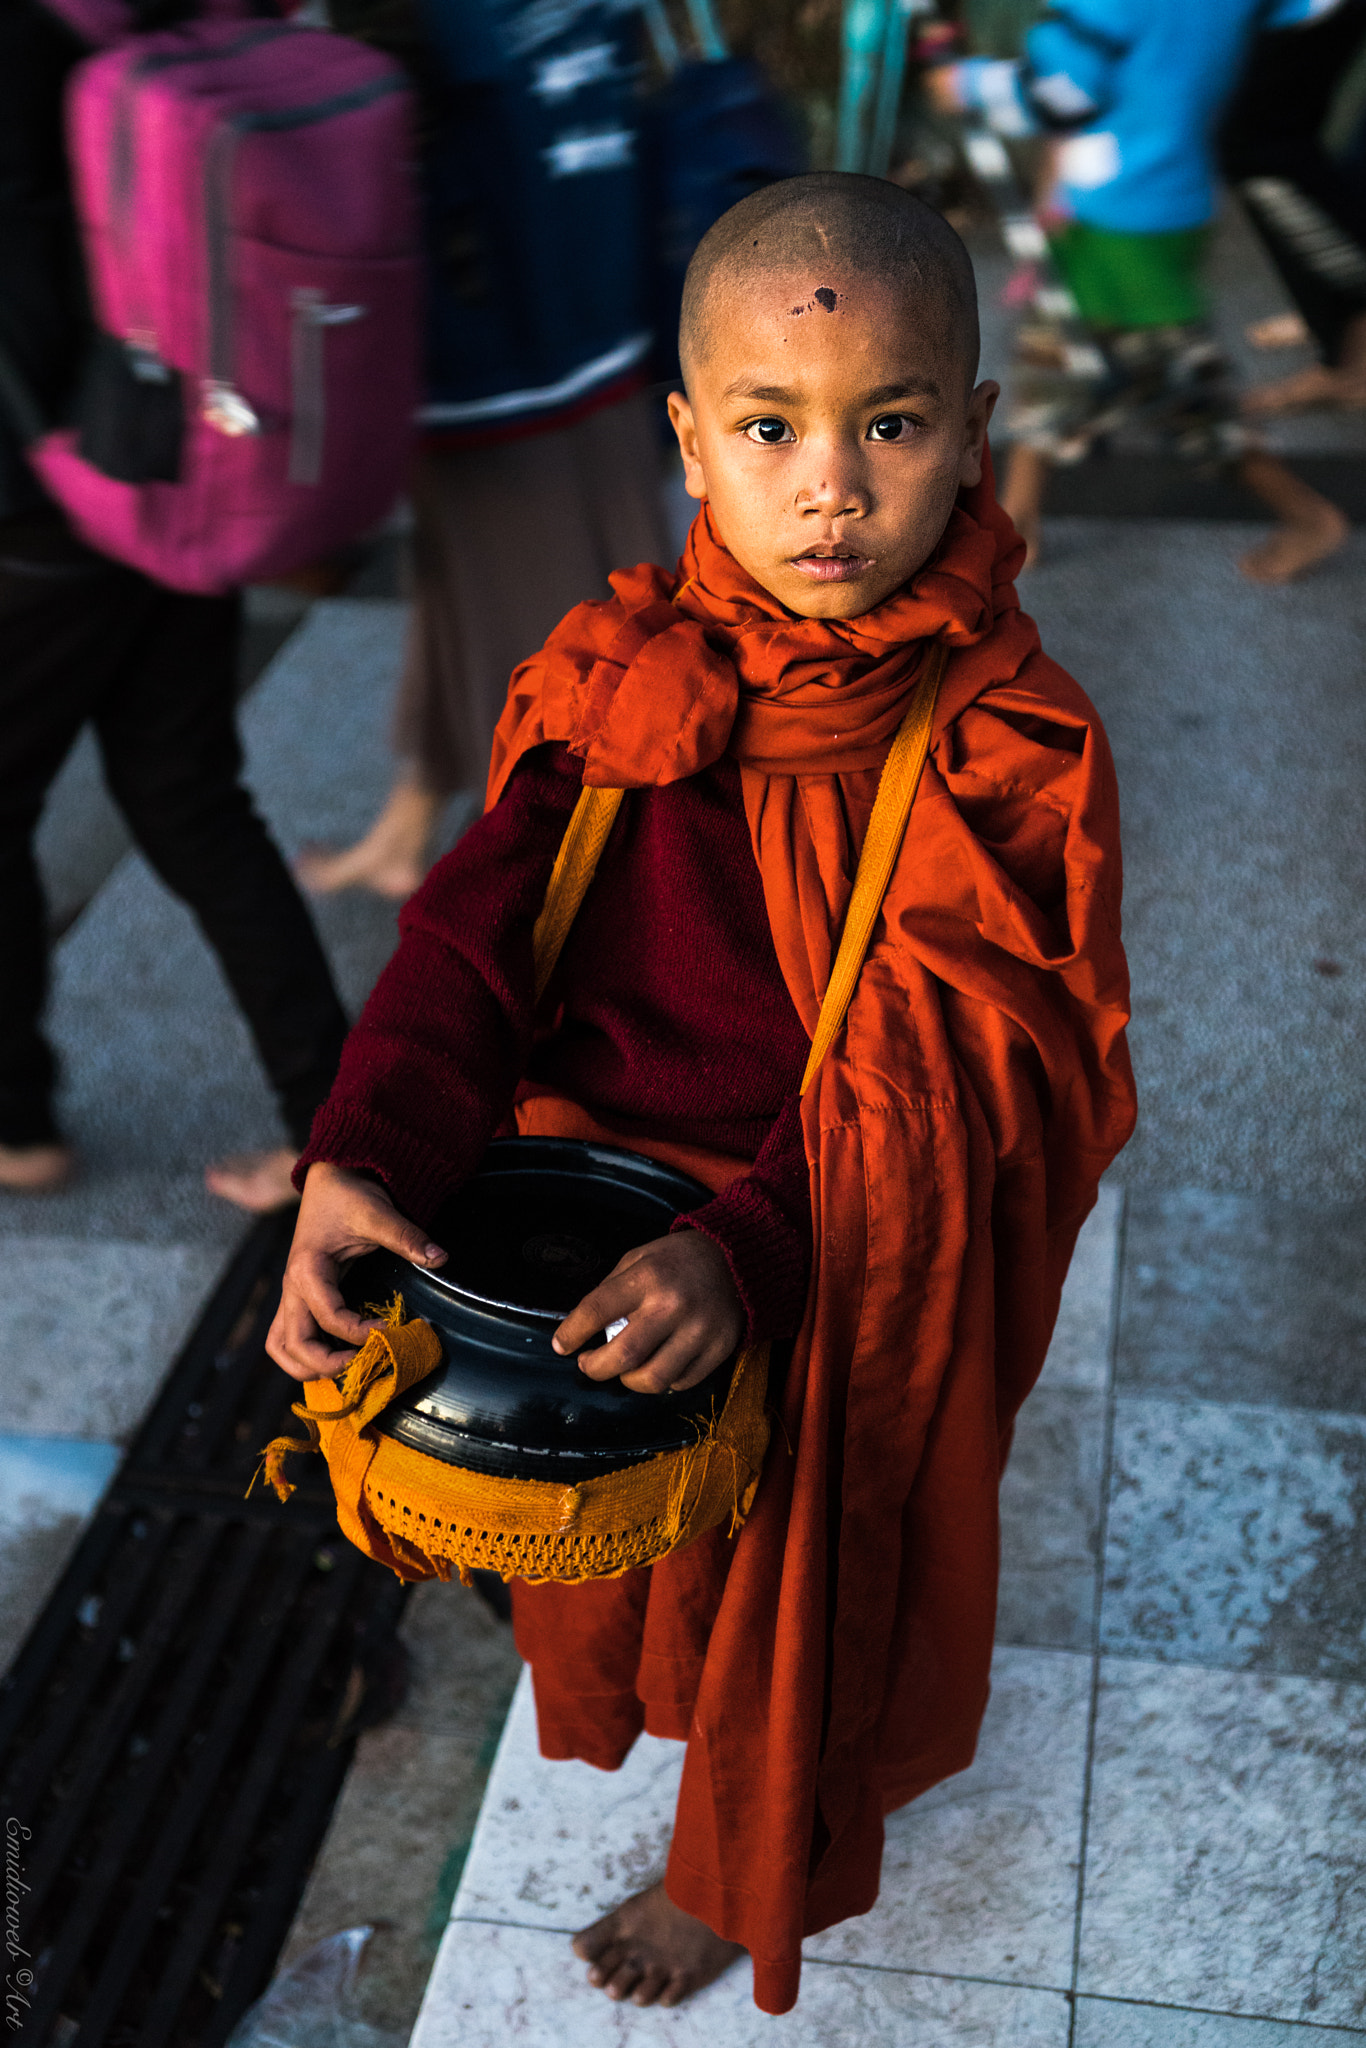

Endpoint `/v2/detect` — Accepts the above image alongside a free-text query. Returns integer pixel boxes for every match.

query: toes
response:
[572,1915,623,1968]
[629,1966,670,2006]
[580,1939,624,1984]
[603,1959,645,2002]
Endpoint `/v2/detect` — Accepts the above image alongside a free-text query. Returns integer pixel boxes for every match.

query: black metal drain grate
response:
[1,1216,410,2048]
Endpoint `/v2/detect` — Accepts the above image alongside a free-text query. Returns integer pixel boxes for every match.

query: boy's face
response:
[669,271,998,620]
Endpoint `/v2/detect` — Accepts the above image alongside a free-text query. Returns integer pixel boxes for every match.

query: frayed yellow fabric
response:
[262,1300,770,1586]
[352,1331,771,1585]
[252,1301,442,1509]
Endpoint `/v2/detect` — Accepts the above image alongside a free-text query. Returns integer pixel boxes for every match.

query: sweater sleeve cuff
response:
[671,1176,811,1348]
[293,1099,465,1227]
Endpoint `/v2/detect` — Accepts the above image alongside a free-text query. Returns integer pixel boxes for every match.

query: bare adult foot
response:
[294,777,441,901]
[1239,503,1350,584]
[1238,451,1351,584]
[294,838,427,901]
[1243,362,1366,416]
[0,1141,75,1194]
[572,1882,744,2007]
[1246,312,1311,351]
[205,1146,300,1212]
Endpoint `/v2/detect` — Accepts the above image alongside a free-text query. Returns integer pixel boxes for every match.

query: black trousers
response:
[0,512,348,1149]
[1221,0,1366,366]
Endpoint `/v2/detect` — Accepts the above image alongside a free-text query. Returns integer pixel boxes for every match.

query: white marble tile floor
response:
[998,1390,1107,1651]
[1073,2001,1366,2045]
[1102,1399,1366,1680]
[1035,1183,1122,1395]
[996,1182,1122,1651]
[803,1647,1090,1987]
[446,1673,682,1932]
[411,1921,1073,2048]
[1078,1658,1366,2031]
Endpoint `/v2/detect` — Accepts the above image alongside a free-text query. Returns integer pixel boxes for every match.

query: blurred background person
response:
[930,0,1352,583]
[1221,0,1366,416]
[0,0,350,1207]
[296,0,672,900]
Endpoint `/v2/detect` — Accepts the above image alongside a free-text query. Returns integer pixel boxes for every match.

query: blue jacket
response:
[954,0,1344,235]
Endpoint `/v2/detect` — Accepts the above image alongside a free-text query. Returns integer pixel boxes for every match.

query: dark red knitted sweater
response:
[297,741,814,1341]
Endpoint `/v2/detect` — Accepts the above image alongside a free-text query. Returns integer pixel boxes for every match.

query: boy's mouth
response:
[789,546,871,583]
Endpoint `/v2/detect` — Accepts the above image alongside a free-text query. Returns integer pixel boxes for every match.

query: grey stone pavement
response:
[2,204,1363,2041]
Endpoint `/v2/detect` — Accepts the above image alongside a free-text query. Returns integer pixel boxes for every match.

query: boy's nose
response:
[795,462,869,519]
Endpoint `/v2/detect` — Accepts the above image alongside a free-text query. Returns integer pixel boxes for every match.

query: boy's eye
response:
[744,417,794,444]
[868,414,916,441]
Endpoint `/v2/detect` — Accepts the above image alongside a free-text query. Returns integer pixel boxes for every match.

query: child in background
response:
[933,0,1352,581]
[268,176,1136,2013]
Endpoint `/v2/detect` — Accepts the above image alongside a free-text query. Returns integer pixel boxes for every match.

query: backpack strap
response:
[530,640,948,1085]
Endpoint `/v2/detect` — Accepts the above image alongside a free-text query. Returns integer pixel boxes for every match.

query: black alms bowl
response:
[338,1138,737,1483]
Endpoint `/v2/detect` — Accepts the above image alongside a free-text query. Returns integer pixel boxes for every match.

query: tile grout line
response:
[443,1918,1366,2037]
[1066,1184,1129,2047]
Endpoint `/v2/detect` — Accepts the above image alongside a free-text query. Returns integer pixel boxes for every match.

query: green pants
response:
[1049,221,1211,330]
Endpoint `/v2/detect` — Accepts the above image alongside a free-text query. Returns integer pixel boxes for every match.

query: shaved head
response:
[679,172,980,392]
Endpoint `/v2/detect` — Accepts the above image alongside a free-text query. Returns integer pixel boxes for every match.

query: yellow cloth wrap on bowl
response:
[260,1308,771,1586]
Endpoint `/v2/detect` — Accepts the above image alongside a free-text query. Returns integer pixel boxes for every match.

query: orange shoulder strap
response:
[531,784,625,1001]
[799,640,946,1093]
[531,641,947,1086]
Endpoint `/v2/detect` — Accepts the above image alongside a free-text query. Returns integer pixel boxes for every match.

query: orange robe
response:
[488,456,1136,2013]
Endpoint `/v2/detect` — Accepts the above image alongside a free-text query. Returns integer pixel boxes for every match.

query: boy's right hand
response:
[266,1161,448,1383]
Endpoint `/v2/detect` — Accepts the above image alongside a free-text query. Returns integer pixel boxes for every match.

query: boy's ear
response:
[957,380,1001,489]
[667,389,708,502]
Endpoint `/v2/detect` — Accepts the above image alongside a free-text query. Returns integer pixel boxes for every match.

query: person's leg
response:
[1237,448,1350,582]
[1000,441,1051,566]
[296,454,450,899]
[92,585,349,1201]
[300,398,673,900]
[1222,0,1366,396]
[293,761,443,901]
[513,1531,746,2007]
[0,521,148,1188]
[1243,310,1366,415]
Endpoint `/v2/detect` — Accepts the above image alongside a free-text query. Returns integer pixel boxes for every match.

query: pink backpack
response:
[33,16,419,593]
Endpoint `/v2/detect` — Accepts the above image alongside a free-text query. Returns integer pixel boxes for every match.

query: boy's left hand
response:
[553,1231,744,1396]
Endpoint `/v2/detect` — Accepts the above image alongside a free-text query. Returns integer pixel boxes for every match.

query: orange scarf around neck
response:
[488,455,1134,2013]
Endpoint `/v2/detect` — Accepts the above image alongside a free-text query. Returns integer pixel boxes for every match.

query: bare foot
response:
[1239,504,1350,584]
[0,1141,75,1194]
[294,777,442,901]
[1246,312,1311,351]
[572,1882,744,2007]
[294,839,427,901]
[1243,363,1366,416]
[205,1146,300,1212]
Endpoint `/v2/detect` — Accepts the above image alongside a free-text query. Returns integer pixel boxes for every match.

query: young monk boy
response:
[267,173,1137,2015]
